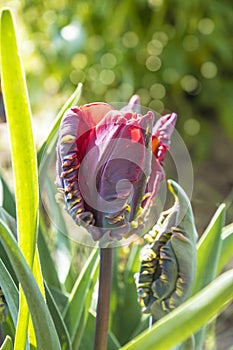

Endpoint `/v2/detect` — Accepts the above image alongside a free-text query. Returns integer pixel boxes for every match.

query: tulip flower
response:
[56,95,177,244]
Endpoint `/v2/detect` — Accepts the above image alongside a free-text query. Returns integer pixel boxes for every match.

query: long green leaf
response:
[45,283,71,350]
[192,204,225,348]
[0,259,18,326]
[0,207,18,285]
[0,172,16,218]
[193,203,225,293]
[37,225,61,290]
[0,8,39,349]
[217,223,233,274]
[120,269,233,350]
[0,6,38,267]
[0,219,61,350]
[63,248,99,343]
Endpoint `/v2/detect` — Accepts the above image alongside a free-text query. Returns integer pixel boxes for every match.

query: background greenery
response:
[1,0,232,228]
[0,0,233,349]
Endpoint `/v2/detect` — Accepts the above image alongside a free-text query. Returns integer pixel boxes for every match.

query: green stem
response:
[94,248,113,350]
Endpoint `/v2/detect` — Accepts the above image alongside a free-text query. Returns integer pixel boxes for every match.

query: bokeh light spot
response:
[147,39,163,55]
[184,118,200,136]
[153,31,168,46]
[198,18,215,35]
[100,53,117,68]
[99,70,115,85]
[61,23,81,41]
[122,32,139,48]
[146,56,161,72]
[181,75,199,93]
[201,61,218,79]
[150,83,166,99]
[71,53,87,70]
[136,88,150,105]
[149,99,164,113]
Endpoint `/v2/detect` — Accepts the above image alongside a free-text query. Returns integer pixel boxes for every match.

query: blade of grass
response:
[0,8,40,349]
[120,269,233,350]
[0,219,61,350]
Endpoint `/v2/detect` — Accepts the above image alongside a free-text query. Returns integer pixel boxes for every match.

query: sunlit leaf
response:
[0,219,61,350]
[193,203,225,293]
[192,204,225,348]
[0,8,40,349]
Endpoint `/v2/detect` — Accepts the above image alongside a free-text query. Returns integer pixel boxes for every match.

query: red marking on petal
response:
[131,127,142,143]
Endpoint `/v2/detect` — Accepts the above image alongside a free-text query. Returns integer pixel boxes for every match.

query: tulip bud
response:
[135,179,198,320]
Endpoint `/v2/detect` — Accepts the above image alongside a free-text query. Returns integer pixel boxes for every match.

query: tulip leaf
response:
[0,336,13,350]
[193,204,225,294]
[120,269,233,350]
[0,5,38,268]
[63,248,99,344]
[44,283,72,350]
[0,208,18,288]
[0,258,18,326]
[0,172,16,218]
[38,83,82,175]
[37,226,61,290]
[0,8,41,349]
[192,204,225,349]
[0,219,61,350]
[217,223,233,274]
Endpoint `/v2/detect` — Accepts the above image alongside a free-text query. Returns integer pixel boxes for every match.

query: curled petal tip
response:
[121,94,141,113]
[169,112,177,125]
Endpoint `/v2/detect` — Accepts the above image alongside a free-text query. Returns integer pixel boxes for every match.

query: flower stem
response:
[94,248,113,350]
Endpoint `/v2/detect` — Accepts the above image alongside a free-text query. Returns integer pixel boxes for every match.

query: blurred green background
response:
[0,1,233,348]
[0,0,233,231]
